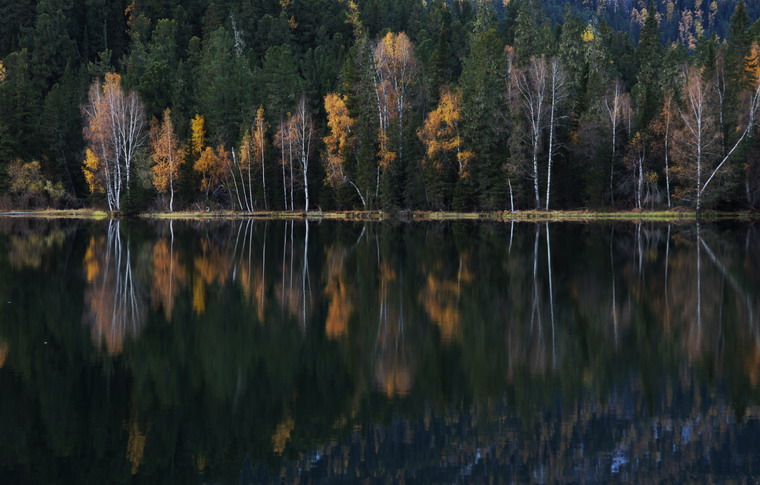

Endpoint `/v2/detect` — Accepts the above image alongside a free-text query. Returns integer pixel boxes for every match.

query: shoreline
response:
[0,208,756,222]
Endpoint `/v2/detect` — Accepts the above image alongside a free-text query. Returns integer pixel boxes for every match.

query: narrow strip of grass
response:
[0,209,110,219]
[0,208,755,222]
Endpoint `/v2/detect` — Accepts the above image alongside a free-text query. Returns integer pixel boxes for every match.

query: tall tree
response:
[290,97,314,211]
[323,92,366,207]
[82,73,147,211]
[417,87,472,209]
[603,79,632,206]
[459,28,504,210]
[634,4,664,130]
[372,31,418,207]
[150,109,185,212]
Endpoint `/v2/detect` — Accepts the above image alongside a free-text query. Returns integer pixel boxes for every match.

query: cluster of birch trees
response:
[73,1,760,213]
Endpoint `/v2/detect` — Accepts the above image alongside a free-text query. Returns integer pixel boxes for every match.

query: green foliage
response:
[0,0,759,211]
[459,28,506,210]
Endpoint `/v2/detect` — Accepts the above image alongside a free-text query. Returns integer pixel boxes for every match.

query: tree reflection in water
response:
[84,220,145,355]
[0,219,759,482]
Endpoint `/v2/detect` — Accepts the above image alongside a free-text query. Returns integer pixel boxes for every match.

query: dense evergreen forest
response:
[1,0,760,212]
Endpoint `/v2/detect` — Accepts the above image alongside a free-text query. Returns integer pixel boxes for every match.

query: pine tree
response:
[633,3,664,130]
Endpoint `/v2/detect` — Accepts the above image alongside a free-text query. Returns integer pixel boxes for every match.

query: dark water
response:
[1,218,760,483]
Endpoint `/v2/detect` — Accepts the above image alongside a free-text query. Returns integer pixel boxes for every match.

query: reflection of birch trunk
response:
[262,222,267,313]
[302,220,309,330]
[546,223,555,367]
[664,224,670,330]
[86,220,144,354]
[697,223,702,341]
[530,225,543,365]
[610,226,618,346]
[699,232,756,336]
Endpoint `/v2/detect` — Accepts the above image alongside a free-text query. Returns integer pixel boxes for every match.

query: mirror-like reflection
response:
[1,218,760,482]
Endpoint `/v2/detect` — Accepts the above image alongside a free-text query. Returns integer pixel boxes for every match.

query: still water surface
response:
[1,218,760,483]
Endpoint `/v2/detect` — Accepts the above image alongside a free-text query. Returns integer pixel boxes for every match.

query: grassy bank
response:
[0,208,756,222]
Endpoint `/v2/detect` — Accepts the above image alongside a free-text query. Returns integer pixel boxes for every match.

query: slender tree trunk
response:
[610,121,616,207]
[664,119,671,208]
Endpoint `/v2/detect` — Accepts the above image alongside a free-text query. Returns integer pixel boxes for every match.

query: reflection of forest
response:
[0,219,760,482]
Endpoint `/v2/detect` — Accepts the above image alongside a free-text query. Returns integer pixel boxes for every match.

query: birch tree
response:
[372,32,418,191]
[252,107,268,209]
[150,109,185,212]
[323,93,366,207]
[275,117,295,210]
[82,73,147,211]
[672,65,718,212]
[290,97,314,211]
[513,56,548,209]
[603,79,632,206]
[545,58,568,211]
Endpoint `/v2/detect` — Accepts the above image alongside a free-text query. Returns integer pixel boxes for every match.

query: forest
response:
[1,0,760,213]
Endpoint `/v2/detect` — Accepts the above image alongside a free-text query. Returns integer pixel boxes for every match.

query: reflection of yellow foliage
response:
[324,246,353,339]
[7,230,65,270]
[375,361,412,398]
[746,341,760,385]
[192,238,234,315]
[84,236,100,282]
[126,418,146,475]
[272,415,295,454]
[193,274,206,315]
[419,275,461,342]
[151,238,186,321]
[0,340,8,368]
[239,263,266,322]
[195,454,207,472]
[418,255,472,343]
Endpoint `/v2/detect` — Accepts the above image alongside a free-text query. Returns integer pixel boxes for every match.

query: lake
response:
[1,218,759,483]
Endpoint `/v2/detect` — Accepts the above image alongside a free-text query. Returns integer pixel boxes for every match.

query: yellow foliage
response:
[323,93,355,185]
[103,72,122,96]
[83,149,104,194]
[746,42,760,88]
[190,114,205,156]
[581,25,595,43]
[194,146,225,194]
[418,88,469,177]
[150,109,186,196]
[0,61,5,82]
[0,340,8,368]
[272,415,295,454]
[126,418,146,475]
[8,159,45,195]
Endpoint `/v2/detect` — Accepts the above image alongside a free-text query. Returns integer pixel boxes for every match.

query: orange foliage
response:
[150,109,185,200]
